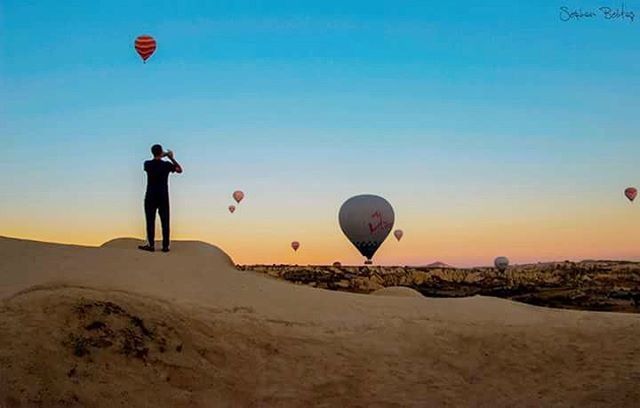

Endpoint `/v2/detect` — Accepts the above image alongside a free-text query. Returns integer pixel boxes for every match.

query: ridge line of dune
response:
[2,283,182,305]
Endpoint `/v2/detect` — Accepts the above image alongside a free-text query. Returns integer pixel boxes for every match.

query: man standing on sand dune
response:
[138,144,183,253]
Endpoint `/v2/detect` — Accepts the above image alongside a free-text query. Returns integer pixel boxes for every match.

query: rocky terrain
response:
[238,260,640,313]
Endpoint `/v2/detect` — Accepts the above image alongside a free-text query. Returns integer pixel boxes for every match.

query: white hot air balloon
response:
[394,229,403,242]
[494,256,509,273]
[339,194,395,265]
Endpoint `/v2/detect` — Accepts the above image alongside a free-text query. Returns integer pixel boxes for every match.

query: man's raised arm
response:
[166,150,183,173]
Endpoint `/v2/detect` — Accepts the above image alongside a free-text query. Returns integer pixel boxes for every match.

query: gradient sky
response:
[2,1,640,266]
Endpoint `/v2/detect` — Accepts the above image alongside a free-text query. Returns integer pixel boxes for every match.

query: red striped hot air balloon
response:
[625,187,637,202]
[134,35,156,63]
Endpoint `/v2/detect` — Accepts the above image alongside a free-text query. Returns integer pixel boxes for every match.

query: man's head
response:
[151,144,163,158]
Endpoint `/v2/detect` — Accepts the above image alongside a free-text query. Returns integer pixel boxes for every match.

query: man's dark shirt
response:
[144,159,176,197]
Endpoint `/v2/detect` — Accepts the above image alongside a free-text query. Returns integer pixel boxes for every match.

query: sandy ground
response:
[1,236,639,407]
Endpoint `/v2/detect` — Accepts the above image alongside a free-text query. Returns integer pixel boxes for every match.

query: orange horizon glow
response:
[4,196,640,268]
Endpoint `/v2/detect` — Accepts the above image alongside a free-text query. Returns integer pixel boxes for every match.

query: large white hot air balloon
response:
[338,194,395,265]
[494,256,509,273]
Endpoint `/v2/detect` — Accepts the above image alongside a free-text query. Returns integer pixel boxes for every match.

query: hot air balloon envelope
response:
[134,35,156,63]
[494,256,509,272]
[625,187,637,202]
[339,194,395,264]
[228,205,236,213]
[233,190,245,203]
[291,241,300,251]
[394,229,404,241]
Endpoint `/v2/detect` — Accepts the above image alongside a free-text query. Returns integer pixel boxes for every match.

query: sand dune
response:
[1,236,639,407]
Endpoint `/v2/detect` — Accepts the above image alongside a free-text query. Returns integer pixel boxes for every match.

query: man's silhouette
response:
[139,144,183,253]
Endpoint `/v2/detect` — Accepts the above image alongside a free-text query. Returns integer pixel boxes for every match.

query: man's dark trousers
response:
[145,193,170,249]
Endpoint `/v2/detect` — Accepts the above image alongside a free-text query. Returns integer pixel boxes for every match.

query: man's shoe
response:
[138,245,155,252]
[161,247,170,253]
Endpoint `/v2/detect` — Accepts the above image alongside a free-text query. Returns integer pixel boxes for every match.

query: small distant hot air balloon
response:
[228,205,236,214]
[134,35,156,63]
[291,241,300,252]
[494,256,509,273]
[233,190,245,204]
[339,194,395,265]
[333,261,342,267]
[394,229,404,242]
[625,187,637,202]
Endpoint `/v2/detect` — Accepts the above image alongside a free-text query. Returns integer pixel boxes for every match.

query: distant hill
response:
[423,261,455,269]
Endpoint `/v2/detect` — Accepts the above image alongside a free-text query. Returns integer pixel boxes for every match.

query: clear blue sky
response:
[2,1,640,265]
